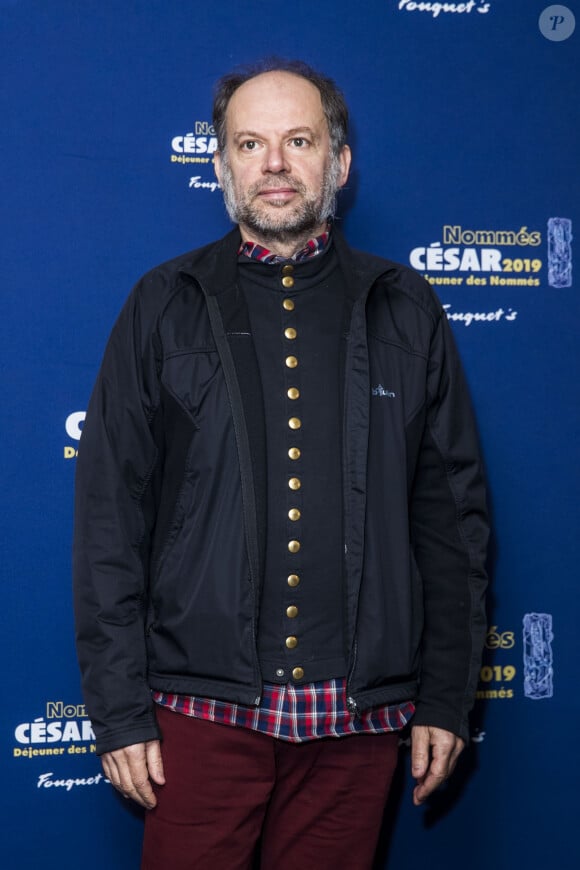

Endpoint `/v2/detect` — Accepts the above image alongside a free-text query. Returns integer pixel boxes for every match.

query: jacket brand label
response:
[372,384,396,398]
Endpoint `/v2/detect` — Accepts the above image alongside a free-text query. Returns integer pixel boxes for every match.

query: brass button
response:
[292,666,304,680]
[283,298,295,311]
[284,327,297,340]
[285,356,298,368]
[288,447,301,460]
[288,417,301,430]
[287,387,300,400]
[288,508,301,521]
[288,477,301,490]
[286,605,298,618]
[282,264,294,276]
[288,539,300,553]
[286,636,298,649]
[282,276,295,288]
[287,574,300,587]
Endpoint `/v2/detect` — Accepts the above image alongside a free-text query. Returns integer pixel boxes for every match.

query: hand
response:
[101,740,165,809]
[411,725,464,806]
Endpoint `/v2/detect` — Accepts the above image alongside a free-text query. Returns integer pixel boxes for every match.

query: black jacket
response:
[73,229,488,754]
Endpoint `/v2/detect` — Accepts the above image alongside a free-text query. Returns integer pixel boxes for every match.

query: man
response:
[73,59,488,869]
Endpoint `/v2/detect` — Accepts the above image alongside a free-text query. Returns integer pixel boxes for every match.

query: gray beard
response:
[219,154,342,245]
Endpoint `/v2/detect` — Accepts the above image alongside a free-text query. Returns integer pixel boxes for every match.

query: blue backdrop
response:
[2,1,578,867]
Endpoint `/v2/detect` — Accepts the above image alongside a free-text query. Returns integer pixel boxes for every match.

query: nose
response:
[263,143,290,174]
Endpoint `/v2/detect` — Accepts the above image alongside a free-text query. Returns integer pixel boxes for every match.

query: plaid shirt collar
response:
[238,229,330,264]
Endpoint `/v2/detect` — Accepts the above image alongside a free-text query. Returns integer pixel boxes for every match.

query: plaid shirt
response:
[153,231,415,741]
[153,681,414,743]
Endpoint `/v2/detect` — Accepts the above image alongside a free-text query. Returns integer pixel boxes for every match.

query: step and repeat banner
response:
[2,2,578,868]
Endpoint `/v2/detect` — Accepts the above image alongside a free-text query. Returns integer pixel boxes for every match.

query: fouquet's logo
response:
[37,772,108,792]
[395,1,491,18]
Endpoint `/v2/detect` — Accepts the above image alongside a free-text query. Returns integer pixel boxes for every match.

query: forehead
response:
[225,71,326,136]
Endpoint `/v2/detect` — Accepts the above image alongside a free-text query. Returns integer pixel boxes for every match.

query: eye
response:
[241,140,258,151]
[290,137,308,147]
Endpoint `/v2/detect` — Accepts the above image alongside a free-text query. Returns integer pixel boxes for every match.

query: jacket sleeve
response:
[72,283,162,755]
[409,307,489,742]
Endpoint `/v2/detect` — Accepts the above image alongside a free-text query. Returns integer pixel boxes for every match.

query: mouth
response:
[257,187,298,202]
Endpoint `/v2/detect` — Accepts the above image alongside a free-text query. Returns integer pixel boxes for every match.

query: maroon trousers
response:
[142,704,399,870]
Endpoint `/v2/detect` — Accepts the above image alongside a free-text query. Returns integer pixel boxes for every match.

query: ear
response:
[337,145,352,188]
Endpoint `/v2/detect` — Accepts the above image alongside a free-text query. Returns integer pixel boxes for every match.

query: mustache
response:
[249,175,307,196]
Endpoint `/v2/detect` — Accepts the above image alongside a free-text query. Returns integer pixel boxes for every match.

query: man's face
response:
[214,71,351,249]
